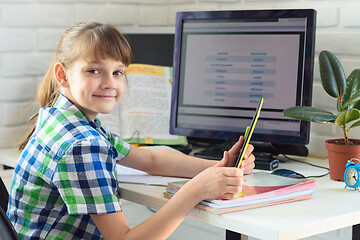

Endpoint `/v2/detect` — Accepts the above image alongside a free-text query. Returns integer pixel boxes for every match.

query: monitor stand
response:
[190,139,308,170]
[251,142,309,157]
[193,141,275,160]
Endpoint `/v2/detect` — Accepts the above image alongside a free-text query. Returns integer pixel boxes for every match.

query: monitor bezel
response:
[170,9,316,145]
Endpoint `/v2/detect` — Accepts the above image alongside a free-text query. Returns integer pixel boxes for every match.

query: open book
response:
[165,172,316,214]
[98,64,187,145]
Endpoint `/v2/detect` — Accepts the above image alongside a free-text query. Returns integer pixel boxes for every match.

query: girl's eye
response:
[89,69,100,74]
[114,71,124,76]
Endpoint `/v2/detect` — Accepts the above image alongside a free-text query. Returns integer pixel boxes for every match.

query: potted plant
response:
[283,50,360,181]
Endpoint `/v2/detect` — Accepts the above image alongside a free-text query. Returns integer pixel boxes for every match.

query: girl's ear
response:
[54,62,69,88]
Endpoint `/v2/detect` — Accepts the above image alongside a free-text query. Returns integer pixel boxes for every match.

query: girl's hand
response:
[184,151,244,201]
[227,136,255,175]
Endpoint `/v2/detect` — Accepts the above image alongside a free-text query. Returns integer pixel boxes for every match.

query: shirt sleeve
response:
[53,138,122,215]
[107,132,131,163]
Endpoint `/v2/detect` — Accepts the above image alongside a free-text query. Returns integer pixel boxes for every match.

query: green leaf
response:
[334,109,360,126]
[342,69,360,110]
[349,120,360,130]
[342,88,360,110]
[319,51,346,98]
[283,106,336,123]
[354,100,360,111]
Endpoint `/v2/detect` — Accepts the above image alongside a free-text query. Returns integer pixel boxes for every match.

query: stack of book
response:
[164,172,316,214]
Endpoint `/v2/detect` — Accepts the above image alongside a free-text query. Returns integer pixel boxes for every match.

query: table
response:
[0,148,21,169]
[119,156,360,240]
[1,148,358,239]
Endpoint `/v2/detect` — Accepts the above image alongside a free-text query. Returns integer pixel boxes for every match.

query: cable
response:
[268,143,330,179]
[280,153,330,179]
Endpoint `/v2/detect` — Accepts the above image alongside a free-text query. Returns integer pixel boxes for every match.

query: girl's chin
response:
[97,107,116,115]
[97,109,112,115]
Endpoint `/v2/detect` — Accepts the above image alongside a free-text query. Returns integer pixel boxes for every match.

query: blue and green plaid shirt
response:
[7,94,131,239]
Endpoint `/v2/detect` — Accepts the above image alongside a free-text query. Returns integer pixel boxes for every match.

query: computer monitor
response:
[170,9,317,158]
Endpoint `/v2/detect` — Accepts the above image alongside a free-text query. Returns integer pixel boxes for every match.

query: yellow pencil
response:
[235,98,263,168]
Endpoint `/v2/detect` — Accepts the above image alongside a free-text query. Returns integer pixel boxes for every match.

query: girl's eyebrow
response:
[87,61,125,69]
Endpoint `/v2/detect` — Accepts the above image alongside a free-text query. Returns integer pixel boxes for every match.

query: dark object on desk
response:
[193,143,280,170]
[353,224,360,240]
[252,142,309,157]
[169,145,192,155]
[192,140,277,160]
[255,159,280,171]
[192,140,308,162]
[271,169,305,179]
[226,230,242,240]
[193,143,233,160]
[125,33,174,67]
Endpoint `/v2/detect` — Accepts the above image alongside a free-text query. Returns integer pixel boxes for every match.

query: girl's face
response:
[59,57,126,120]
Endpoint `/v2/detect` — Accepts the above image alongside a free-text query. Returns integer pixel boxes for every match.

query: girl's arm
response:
[91,151,243,240]
[119,136,255,178]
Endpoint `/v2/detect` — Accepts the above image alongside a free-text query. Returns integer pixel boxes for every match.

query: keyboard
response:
[193,141,235,160]
[193,141,279,170]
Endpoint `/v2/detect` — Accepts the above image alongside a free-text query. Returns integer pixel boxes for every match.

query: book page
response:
[117,164,190,186]
[99,64,187,145]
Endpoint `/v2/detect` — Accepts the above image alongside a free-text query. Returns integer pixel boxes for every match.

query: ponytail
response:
[38,57,61,108]
[18,56,60,150]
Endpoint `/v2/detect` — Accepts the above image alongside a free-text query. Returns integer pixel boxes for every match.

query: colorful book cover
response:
[165,172,316,213]
[164,192,313,214]
[195,195,313,214]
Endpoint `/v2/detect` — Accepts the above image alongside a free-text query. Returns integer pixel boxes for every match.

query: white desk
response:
[0,148,21,169]
[119,156,360,240]
[0,148,357,239]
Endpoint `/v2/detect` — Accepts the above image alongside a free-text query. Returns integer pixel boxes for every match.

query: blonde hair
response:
[19,22,132,149]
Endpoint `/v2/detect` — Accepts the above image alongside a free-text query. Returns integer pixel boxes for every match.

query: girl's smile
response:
[94,94,116,98]
[93,93,117,101]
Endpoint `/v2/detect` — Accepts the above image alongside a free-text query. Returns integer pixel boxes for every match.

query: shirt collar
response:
[53,94,111,141]
[53,94,94,125]
[53,94,108,135]
[40,93,113,147]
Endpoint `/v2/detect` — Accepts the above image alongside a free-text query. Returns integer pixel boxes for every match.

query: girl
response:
[7,22,255,240]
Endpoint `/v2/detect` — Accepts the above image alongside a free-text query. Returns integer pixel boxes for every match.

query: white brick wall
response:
[0,0,359,156]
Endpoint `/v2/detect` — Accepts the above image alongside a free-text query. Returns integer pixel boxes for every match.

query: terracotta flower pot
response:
[325,139,360,181]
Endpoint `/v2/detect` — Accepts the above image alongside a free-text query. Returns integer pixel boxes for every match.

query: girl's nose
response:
[102,75,117,89]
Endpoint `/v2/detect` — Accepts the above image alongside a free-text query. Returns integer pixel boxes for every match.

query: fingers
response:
[216,182,244,200]
[237,142,255,174]
[244,143,254,159]
[229,136,244,154]
[219,193,240,200]
[211,164,243,179]
[197,152,248,201]
[223,166,243,177]
[218,168,244,198]
[215,151,230,168]
[225,175,244,186]
[241,153,255,174]
[195,166,244,200]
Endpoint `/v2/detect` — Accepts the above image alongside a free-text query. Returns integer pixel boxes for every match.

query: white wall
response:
[0,0,359,156]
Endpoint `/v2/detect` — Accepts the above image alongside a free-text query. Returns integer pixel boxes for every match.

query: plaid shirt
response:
[7,94,131,240]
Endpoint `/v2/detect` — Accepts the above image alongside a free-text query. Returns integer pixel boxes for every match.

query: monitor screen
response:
[170,9,316,153]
